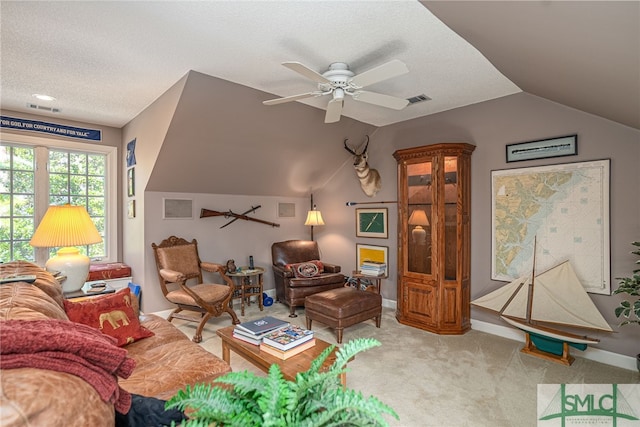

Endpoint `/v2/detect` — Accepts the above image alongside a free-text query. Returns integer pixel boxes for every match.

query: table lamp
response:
[30,204,103,293]
[408,209,429,245]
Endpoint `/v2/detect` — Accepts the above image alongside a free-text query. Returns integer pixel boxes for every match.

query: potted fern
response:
[166,337,399,426]
[613,241,640,371]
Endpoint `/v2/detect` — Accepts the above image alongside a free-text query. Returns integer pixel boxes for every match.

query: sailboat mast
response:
[526,237,537,323]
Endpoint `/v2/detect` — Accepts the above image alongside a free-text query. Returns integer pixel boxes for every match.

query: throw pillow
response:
[286,260,324,278]
[63,288,154,346]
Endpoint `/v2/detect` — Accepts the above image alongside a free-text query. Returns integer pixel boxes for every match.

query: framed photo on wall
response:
[127,167,135,197]
[505,134,577,163]
[355,208,388,238]
[127,200,136,219]
[356,244,388,277]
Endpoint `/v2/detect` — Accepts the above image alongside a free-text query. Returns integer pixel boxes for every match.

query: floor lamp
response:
[30,204,103,293]
[304,194,324,241]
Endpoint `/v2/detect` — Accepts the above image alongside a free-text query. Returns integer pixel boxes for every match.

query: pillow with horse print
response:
[286,260,324,278]
[63,288,153,347]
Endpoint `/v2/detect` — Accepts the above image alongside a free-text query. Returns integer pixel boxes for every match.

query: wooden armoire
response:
[393,143,475,334]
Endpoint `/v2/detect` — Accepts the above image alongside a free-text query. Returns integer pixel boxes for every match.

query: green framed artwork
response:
[355,208,388,238]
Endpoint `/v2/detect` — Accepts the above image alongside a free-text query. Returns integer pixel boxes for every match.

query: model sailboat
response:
[472,249,612,365]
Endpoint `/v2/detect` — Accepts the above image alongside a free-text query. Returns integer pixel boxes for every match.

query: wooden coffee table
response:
[216,324,347,386]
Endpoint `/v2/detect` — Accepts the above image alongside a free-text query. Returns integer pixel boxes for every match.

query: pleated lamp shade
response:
[408,209,429,227]
[304,210,325,226]
[30,204,102,293]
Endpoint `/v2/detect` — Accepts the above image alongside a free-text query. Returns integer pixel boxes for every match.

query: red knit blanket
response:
[0,319,136,413]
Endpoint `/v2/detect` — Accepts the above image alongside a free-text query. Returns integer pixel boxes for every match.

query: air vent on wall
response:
[406,94,431,105]
[26,103,61,113]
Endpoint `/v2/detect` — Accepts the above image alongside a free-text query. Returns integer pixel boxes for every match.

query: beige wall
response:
[3,77,639,359]
[324,92,638,357]
[142,192,313,312]
[121,74,188,310]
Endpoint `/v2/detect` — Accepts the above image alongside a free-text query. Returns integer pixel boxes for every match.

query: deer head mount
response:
[344,135,381,198]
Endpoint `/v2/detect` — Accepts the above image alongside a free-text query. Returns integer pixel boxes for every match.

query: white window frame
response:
[1,132,118,264]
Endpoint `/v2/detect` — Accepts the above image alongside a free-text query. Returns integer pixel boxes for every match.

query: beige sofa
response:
[0,261,231,427]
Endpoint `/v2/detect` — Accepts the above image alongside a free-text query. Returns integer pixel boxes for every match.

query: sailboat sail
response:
[472,261,612,333]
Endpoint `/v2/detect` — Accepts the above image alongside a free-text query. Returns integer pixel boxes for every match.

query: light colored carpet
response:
[166,301,639,427]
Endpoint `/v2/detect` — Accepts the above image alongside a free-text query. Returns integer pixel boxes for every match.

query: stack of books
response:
[259,325,315,360]
[360,260,387,276]
[232,316,289,345]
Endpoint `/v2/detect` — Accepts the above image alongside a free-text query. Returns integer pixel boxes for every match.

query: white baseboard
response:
[471,319,637,372]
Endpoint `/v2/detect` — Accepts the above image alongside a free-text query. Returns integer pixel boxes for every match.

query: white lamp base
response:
[45,247,90,293]
[412,226,427,245]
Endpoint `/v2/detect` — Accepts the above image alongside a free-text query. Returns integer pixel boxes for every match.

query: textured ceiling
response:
[0,1,520,128]
[1,1,637,130]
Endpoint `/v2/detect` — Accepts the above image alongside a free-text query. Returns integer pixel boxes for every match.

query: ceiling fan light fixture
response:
[264,59,411,123]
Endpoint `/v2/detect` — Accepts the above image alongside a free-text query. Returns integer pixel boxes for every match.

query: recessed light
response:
[32,94,56,102]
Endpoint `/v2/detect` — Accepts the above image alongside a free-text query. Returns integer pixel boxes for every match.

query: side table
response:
[227,266,265,316]
[351,271,384,294]
[64,283,116,301]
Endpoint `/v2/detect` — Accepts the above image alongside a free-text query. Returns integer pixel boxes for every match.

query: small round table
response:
[226,266,265,316]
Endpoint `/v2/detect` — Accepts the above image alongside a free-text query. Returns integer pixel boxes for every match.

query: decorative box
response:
[87,262,132,281]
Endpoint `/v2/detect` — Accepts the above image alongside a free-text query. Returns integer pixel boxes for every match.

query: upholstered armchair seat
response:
[287,273,346,288]
[271,240,345,317]
[165,283,231,307]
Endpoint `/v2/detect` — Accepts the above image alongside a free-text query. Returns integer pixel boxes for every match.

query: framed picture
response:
[506,134,577,163]
[356,244,388,277]
[491,159,610,294]
[126,138,136,167]
[127,167,135,197]
[127,200,136,219]
[355,208,388,238]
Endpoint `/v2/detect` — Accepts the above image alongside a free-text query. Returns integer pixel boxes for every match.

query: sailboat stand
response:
[472,244,612,366]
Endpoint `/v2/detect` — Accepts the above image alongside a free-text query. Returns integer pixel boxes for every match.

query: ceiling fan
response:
[263,60,410,123]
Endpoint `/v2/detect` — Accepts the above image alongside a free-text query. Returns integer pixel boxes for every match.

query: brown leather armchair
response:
[271,240,345,317]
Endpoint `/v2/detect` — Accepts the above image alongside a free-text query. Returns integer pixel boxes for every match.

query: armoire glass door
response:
[407,161,432,275]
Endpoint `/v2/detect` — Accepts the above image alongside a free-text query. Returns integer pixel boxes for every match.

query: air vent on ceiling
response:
[406,94,431,105]
[27,103,61,113]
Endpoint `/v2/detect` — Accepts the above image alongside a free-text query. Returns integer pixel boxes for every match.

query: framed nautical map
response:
[491,159,610,294]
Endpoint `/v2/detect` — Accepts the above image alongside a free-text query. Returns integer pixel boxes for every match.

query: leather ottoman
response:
[304,287,382,343]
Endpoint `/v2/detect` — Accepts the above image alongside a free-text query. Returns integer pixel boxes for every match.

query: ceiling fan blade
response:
[325,98,343,123]
[282,62,331,84]
[349,59,409,88]
[353,90,409,110]
[263,91,322,106]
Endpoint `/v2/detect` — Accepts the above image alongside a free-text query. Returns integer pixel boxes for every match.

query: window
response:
[1,134,117,265]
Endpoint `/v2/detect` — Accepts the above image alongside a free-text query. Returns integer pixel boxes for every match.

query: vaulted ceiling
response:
[1,1,637,130]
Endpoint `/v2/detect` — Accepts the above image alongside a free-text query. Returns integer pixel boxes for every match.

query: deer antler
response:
[344,139,357,155]
[361,135,369,155]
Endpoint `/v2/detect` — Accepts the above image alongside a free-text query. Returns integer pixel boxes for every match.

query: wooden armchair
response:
[152,236,239,343]
[271,240,345,317]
